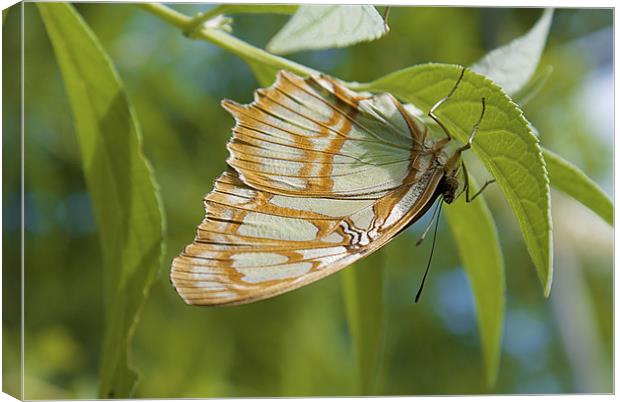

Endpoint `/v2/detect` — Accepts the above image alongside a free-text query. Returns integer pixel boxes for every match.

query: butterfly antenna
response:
[415,200,443,303]
[416,199,442,246]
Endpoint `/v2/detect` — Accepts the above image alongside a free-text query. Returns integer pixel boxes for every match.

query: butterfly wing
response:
[171,71,447,306]
[223,71,430,198]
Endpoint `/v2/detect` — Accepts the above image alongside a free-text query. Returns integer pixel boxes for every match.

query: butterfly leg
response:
[462,161,496,203]
[458,97,486,153]
[428,67,467,142]
[467,179,496,202]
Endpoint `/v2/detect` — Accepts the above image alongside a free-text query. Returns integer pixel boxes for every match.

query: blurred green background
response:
[3,4,613,398]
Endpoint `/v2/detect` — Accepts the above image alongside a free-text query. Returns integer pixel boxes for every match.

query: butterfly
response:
[171,68,488,306]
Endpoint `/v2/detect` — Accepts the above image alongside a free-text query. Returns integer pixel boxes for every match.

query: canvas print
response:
[2,2,613,399]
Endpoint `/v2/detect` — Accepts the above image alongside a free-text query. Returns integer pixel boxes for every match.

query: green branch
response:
[139,3,317,78]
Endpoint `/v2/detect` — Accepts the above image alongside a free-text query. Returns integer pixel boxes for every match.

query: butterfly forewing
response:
[223,72,423,198]
[171,71,449,306]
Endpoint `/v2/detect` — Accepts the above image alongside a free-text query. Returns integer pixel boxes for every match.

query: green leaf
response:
[267,5,388,55]
[512,65,553,107]
[38,3,165,398]
[444,177,505,386]
[543,147,613,226]
[341,250,385,395]
[471,9,554,95]
[360,64,553,296]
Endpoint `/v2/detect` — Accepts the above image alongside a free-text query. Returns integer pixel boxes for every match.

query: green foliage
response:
[267,5,387,55]
[444,177,505,386]
[341,251,385,395]
[362,65,553,296]
[543,148,613,225]
[37,3,165,398]
[471,9,554,95]
[25,3,613,397]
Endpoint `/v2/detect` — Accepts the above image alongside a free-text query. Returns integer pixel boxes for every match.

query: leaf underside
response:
[267,5,387,55]
[471,9,554,95]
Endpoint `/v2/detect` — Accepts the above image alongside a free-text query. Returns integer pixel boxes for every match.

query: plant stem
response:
[139,3,190,29]
[139,3,317,78]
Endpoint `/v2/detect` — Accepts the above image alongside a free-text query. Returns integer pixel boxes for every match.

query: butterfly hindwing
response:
[172,167,444,305]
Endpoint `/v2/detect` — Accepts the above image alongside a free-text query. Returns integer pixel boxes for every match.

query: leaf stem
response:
[139,3,189,28]
[138,3,318,77]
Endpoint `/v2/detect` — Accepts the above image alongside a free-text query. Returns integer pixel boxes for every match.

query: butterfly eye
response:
[442,176,460,204]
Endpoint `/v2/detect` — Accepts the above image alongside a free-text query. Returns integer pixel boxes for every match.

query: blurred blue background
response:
[2,4,613,398]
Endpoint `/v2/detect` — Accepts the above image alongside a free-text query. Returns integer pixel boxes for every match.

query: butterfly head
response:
[441,175,460,204]
[440,151,466,204]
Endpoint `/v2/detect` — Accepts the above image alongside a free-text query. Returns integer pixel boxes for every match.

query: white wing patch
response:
[270,195,375,217]
[237,211,319,241]
[232,252,289,268]
[323,232,344,243]
[236,262,314,283]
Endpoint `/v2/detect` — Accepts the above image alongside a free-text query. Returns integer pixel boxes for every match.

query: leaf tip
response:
[542,264,553,298]
[543,282,552,298]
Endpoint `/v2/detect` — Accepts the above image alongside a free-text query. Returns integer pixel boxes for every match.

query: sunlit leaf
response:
[341,250,385,395]
[360,64,553,296]
[471,9,554,95]
[267,5,388,55]
[444,177,505,386]
[38,3,165,397]
[544,147,613,226]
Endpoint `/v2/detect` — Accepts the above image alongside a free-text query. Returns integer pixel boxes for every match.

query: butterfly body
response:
[171,71,465,306]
